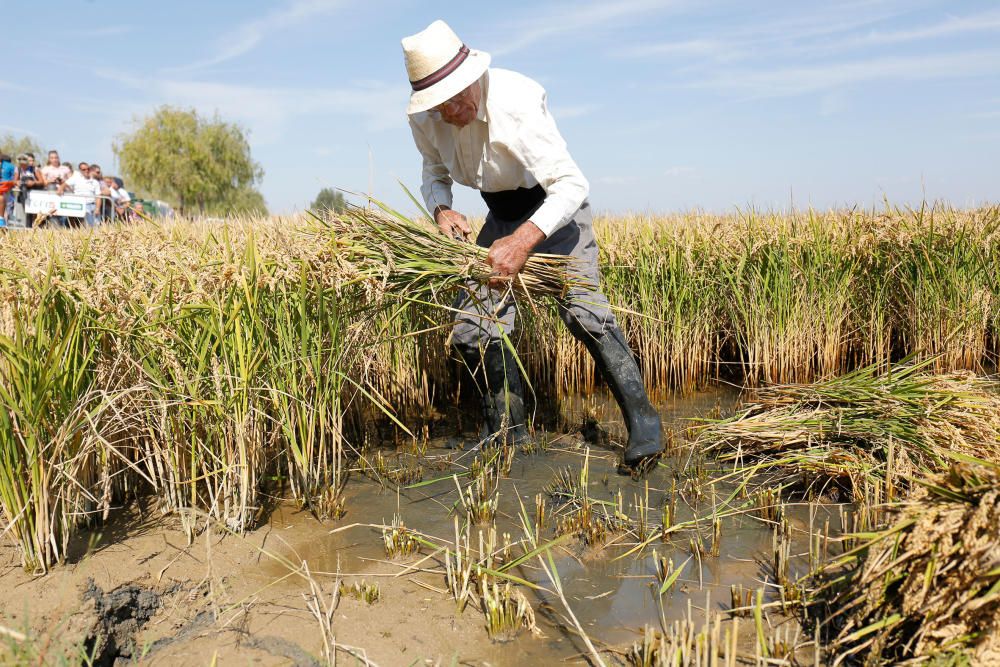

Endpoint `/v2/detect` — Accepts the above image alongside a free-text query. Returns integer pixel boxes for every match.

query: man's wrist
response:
[516,220,546,251]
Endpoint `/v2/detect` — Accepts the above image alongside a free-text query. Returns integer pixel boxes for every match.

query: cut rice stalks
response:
[697,360,1000,501]
[313,200,589,303]
[809,458,1000,666]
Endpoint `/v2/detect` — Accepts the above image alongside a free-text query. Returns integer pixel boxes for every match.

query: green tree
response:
[113,106,264,216]
[0,133,43,159]
[207,187,269,217]
[310,187,347,213]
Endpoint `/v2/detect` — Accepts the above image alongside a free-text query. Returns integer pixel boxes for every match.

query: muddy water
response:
[259,387,841,663]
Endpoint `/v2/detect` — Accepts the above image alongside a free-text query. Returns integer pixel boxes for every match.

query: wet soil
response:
[0,387,827,665]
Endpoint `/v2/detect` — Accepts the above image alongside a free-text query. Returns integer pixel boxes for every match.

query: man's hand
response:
[487,221,546,289]
[434,205,472,241]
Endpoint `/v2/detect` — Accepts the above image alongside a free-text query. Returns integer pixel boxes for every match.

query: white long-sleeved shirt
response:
[408,68,589,237]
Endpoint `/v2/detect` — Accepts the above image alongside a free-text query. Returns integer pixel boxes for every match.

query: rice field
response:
[1,203,998,665]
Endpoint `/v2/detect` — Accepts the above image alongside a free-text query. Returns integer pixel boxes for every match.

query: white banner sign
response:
[25,191,91,218]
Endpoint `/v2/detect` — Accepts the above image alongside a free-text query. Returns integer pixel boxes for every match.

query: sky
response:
[3,0,999,216]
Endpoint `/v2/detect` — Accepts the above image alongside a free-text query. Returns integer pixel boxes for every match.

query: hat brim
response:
[406,50,491,115]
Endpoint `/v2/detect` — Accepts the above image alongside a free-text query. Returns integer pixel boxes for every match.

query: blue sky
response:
[4,1,999,215]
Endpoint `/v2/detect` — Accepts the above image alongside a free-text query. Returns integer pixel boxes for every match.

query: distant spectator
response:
[1,154,14,182]
[1,154,13,226]
[104,176,132,203]
[41,151,71,190]
[15,154,40,188]
[15,154,42,227]
[64,162,100,227]
[90,164,112,221]
[104,175,132,221]
[40,151,72,227]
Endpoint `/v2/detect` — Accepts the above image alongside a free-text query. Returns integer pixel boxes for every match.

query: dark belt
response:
[480,184,545,222]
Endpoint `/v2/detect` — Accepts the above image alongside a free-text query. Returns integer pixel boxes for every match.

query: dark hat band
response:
[410,45,470,92]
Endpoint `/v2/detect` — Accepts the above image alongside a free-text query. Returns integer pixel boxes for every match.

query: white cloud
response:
[663,166,695,177]
[618,39,731,60]
[820,91,849,117]
[95,69,407,143]
[168,0,345,72]
[596,175,635,185]
[856,9,1000,46]
[549,104,599,120]
[0,124,39,137]
[488,0,683,57]
[89,25,134,37]
[693,50,1000,98]
[618,3,994,64]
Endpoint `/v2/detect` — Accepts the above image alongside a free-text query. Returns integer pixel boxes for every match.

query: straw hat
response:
[401,20,490,115]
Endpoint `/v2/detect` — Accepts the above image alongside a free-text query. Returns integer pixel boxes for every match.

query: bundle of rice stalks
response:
[697,360,1000,500]
[312,200,588,303]
[816,459,1000,665]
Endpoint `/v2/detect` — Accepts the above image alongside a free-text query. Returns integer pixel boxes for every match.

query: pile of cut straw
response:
[818,459,1000,665]
[697,360,1000,498]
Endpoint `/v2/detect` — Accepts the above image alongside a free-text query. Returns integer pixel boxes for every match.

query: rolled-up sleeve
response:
[408,117,454,213]
[504,91,589,237]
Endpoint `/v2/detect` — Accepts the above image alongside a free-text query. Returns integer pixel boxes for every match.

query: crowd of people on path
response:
[1,149,142,228]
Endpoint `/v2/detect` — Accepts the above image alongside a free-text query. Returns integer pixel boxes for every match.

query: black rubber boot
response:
[455,341,531,447]
[577,326,662,466]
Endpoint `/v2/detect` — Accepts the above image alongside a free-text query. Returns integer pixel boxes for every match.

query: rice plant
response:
[361,450,423,487]
[543,466,579,500]
[478,578,537,642]
[445,517,477,612]
[2,202,1000,575]
[382,512,420,559]
[456,472,500,525]
[625,614,738,667]
[339,580,380,605]
[0,283,102,573]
